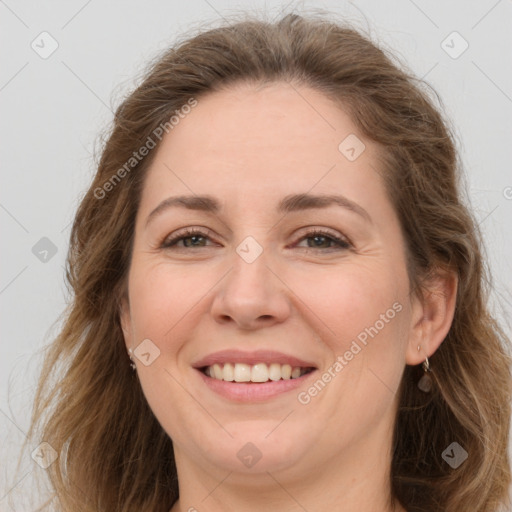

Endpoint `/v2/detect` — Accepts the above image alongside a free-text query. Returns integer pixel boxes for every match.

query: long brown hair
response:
[17,11,511,512]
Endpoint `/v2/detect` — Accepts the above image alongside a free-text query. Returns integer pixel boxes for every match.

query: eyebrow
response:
[145,192,372,227]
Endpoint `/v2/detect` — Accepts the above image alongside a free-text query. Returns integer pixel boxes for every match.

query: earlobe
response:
[406,269,458,366]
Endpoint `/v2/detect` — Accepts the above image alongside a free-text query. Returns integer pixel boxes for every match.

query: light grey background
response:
[1,0,511,509]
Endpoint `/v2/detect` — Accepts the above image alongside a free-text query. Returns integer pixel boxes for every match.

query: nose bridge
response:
[231,238,269,293]
[210,235,290,329]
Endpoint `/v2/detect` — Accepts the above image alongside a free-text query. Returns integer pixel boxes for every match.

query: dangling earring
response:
[417,345,432,393]
[128,348,136,371]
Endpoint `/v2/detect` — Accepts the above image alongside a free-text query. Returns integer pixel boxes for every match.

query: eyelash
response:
[160,228,352,252]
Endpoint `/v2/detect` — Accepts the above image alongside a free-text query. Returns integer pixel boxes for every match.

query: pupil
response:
[185,236,204,247]
[310,235,328,248]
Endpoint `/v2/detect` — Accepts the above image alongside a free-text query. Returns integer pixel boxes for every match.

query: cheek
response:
[127,261,212,342]
[126,263,207,440]
[289,261,406,353]
[289,260,410,415]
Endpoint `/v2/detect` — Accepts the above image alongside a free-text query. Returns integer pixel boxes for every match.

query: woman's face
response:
[121,82,418,479]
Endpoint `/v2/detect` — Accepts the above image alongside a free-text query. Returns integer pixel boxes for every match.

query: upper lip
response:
[192,349,317,369]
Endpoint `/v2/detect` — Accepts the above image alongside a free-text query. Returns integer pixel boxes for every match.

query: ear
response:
[405,269,458,365]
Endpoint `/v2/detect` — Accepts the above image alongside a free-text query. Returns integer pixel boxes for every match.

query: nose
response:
[210,249,291,330]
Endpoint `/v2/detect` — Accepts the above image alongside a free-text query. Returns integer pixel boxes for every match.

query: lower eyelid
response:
[294,238,350,250]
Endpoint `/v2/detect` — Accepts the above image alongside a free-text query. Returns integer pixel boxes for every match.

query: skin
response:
[120,81,457,512]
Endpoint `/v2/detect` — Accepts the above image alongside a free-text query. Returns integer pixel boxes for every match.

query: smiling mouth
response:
[201,362,316,383]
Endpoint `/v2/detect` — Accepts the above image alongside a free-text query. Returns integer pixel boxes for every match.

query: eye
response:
[159,227,352,252]
[160,228,216,249]
[294,229,352,251]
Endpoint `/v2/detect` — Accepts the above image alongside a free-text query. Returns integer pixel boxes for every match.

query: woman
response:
[23,12,511,512]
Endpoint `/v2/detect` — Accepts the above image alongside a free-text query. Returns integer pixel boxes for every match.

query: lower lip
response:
[196,369,317,402]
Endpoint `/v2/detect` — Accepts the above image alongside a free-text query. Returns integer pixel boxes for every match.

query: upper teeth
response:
[204,363,310,382]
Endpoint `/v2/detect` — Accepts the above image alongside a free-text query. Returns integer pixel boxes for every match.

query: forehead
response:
[139,81,384,213]
[165,82,357,167]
